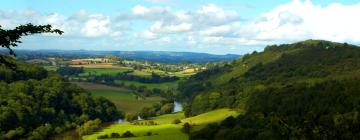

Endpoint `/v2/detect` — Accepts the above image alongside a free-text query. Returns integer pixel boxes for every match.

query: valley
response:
[2,36,360,140]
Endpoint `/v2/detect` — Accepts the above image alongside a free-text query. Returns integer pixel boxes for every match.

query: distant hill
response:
[179,40,360,139]
[8,50,240,63]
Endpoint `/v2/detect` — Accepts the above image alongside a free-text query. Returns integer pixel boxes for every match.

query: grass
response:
[74,82,163,114]
[83,123,187,140]
[81,68,130,76]
[83,108,239,140]
[91,89,136,100]
[43,65,58,71]
[115,80,180,91]
[182,108,239,125]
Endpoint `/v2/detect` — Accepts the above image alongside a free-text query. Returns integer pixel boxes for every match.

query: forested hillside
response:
[0,59,122,140]
[179,40,360,139]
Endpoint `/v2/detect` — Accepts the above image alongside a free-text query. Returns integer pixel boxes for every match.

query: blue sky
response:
[1,0,360,54]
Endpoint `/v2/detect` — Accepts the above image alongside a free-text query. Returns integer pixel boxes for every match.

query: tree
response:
[0,24,63,68]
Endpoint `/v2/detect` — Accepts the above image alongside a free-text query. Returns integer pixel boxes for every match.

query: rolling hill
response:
[179,40,360,139]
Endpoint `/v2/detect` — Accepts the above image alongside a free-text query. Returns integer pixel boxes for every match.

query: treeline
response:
[56,66,83,76]
[0,61,48,83]
[87,72,179,84]
[125,100,174,122]
[0,63,122,139]
[138,100,174,119]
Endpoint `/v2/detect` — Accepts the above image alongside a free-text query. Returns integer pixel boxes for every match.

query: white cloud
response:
[250,0,360,43]
[138,30,158,40]
[150,22,192,33]
[82,15,111,37]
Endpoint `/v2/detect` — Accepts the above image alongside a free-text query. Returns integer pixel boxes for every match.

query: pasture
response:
[82,68,131,76]
[115,80,180,91]
[83,108,238,140]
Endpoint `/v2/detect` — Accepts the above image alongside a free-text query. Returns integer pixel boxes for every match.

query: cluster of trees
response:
[86,72,179,84]
[0,63,122,139]
[56,66,83,76]
[132,120,158,126]
[138,100,175,119]
[77,119,102,136]
[97,131,136,139]
[0,61,48,83]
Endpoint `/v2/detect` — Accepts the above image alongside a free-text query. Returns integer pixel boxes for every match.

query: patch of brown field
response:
[72,82,131,92]
[70,63,131,69]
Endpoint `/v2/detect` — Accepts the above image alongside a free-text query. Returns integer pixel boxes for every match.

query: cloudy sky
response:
[1,0,360,54]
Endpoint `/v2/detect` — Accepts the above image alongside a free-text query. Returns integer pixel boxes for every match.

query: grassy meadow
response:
[115,80,180,91]
[81,68,131,76]
[83,108,239,140]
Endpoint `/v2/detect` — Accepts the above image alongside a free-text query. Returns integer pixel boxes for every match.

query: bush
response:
[110,132,121,138]
[97,134,109,139]
[172,119,182,124]
[77,119,102,136]
[122,131,136,138]
[145,132,152,136]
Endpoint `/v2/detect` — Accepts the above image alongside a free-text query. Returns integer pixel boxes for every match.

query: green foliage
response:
[0,24,62,68]
[172,119,182,124]
[122,131,136,138]
[57,67,83,76]
[138,100,174,119]
[0,62,122,140]
[77,119,102,136]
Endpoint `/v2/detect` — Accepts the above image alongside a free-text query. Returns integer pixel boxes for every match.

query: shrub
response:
[110,132,121,138]
[77,119,102,136]
[172,119,181,124]
[97,134,109,139]
[145,132,152,136]
[122,131,136,138]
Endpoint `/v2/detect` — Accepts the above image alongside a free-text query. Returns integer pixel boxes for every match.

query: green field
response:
[115,80,180,91]
[43,65,58,71]
[74,82,163,114]
[82,68,130,76]
[84,109,238,140]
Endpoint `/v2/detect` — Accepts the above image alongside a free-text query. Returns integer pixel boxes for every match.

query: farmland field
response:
[70,63,130,69]
[115,80,180,91]
[83,108,238,140]
[81,68,131,76]
[74,82,163,114]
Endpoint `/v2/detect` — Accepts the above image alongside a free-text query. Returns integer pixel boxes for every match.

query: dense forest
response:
[179,40,360,139]
[0,60,122,139]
